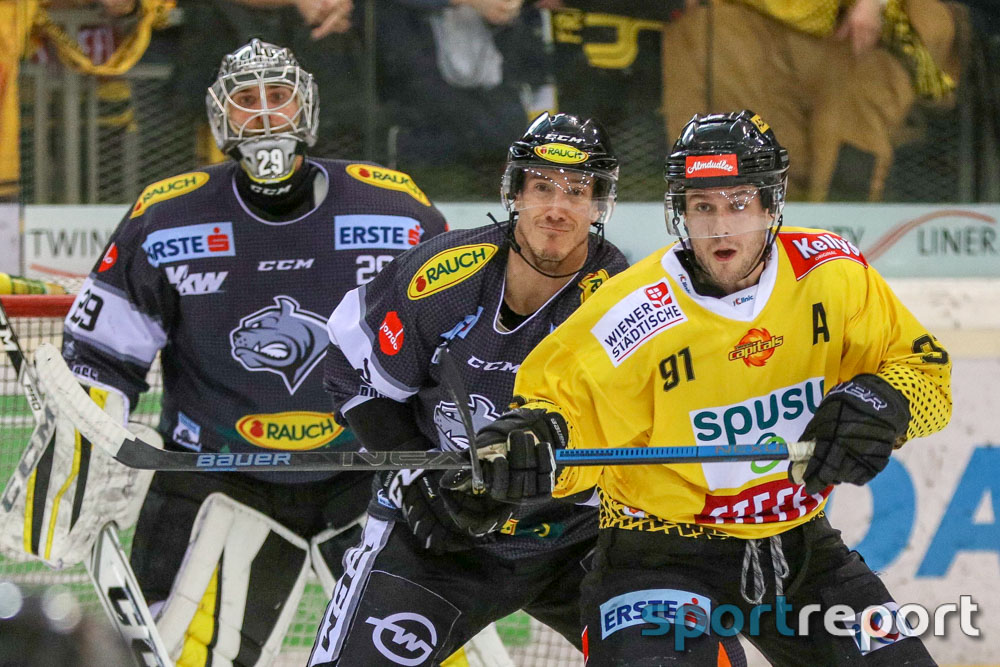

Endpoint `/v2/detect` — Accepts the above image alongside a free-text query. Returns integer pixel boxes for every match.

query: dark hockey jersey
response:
[325,224,629,558]
[62,158,447,483]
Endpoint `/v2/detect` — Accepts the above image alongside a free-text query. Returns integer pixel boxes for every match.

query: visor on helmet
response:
[502,164,617,227]
[664,182,785,239]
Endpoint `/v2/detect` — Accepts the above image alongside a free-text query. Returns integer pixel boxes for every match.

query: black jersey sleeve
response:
[325,227,501,409]
[62,208,176,409]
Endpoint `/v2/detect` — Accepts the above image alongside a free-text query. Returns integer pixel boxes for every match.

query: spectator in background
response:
[660,0,964,202]
[375,0,553,197]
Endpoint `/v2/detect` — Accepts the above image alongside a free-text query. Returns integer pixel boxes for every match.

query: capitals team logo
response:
[728,328,784,367]
[229,296,328,394]
[433,394,499,450]
[533,143,589,165]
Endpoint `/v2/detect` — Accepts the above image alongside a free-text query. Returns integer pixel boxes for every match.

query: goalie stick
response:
[0,301,172,667]
[35,342,815,479]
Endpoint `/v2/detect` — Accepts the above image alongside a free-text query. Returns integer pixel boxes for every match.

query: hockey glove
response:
[793,374,910,495]
[379,469,511,554]
[441,407,566,504]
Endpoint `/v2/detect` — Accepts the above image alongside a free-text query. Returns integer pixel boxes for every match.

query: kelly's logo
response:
[533,143,589,165]
[728,328,783,366]
[406,243,498,300]
[130,172,210,218]
[779,231,868,280]
[236,411,343,450]
[345,164,430,206]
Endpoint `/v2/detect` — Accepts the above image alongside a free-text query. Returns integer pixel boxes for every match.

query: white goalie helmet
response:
[206,39,319,182]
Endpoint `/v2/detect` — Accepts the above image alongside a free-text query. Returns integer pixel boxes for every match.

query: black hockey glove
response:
[441,407,566,504]
[380,469,512,554]
[405,471,514,551]
[793,374,910,495]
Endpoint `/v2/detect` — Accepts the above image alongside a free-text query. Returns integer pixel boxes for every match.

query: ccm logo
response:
[258,259,315,271]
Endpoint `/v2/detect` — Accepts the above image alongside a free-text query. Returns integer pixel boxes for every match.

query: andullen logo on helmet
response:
[685,155,739,178]
[533,143,589,165]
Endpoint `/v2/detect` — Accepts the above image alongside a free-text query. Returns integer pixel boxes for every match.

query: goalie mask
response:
[664,110,789,268]
[207,39,319,183]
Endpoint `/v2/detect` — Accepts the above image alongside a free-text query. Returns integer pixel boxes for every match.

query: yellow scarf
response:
[733,0,954,99]
[0,0,173,199]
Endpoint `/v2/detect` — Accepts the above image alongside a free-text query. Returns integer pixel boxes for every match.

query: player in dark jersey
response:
[307,112,629,666]
[57,39,447,666]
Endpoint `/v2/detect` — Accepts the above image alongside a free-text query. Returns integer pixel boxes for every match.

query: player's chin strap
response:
[486,211,603,280]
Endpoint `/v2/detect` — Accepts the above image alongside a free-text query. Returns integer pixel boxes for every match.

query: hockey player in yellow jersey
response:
[443,110,951,665]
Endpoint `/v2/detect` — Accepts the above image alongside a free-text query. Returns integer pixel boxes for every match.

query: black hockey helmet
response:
[501,112,619,228]
[664,110,789,242]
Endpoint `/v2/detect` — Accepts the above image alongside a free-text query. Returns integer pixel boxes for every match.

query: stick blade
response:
[33,342,132,461]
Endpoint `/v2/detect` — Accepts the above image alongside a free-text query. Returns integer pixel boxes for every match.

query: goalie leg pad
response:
[156,493,311,667]
[309,513,366,597]
[0,382,158,568]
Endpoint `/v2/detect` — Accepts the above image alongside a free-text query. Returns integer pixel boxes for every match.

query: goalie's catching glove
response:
[792,374,910,494]
[440,407,567,504]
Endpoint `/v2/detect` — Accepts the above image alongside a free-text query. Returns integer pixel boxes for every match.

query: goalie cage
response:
[0,294,580,667]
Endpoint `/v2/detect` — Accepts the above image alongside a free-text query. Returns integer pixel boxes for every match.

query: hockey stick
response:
[435,343,486,492]
[0,303,172,667]
[35,342,815,477]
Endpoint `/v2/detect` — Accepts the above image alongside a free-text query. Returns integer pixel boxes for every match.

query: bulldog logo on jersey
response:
[433,394,499,450]
[230,296,328,394]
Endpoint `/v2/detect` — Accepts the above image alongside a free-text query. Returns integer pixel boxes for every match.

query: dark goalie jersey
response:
[62,158,447,483]
[325,224,629,558]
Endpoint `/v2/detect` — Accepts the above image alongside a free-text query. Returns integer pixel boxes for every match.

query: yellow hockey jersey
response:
[513,227,952,539]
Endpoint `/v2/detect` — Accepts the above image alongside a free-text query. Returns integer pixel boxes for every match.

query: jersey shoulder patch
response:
[406,242,499,300]
[778,229,868,280]
[344,163,430,206]
[130,171,211,218]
